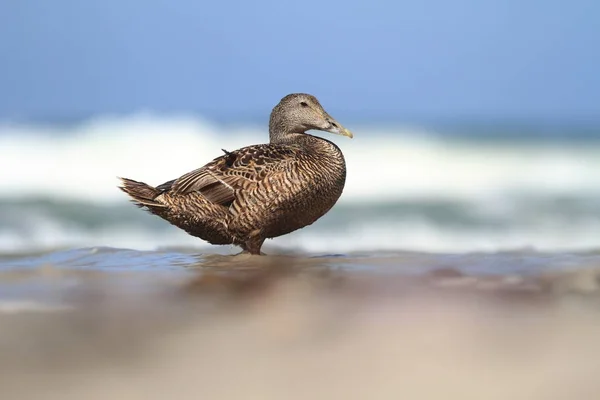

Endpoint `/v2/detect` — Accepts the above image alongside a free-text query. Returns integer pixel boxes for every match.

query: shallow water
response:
[2,246,599,308]
[3,246,600,273]
[1,247,600,399]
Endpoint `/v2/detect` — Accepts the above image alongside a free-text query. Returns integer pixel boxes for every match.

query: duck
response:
[118,93,353,255]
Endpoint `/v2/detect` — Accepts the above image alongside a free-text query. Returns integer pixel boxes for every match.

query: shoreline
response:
[1,255,599,399]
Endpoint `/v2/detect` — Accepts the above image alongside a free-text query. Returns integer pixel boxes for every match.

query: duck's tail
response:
[118,177,168,209]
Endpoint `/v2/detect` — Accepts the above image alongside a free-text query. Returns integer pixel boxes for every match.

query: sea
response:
[1,113,599,255]
[2,114,600,398]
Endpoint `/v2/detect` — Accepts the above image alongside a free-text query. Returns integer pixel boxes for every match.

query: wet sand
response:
[1,249,600,399]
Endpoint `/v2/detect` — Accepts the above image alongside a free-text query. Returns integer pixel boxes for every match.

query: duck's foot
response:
[237,249,266,256]
[239,235,266,256]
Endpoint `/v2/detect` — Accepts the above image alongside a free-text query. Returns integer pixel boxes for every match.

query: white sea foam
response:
[1,113,600,203]
[1,114,600,253]
[2,216,600,254]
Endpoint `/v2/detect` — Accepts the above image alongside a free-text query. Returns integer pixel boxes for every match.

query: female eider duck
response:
[119,93,353,255]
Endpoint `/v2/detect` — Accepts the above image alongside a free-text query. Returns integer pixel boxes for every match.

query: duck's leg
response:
[241,235,265,255]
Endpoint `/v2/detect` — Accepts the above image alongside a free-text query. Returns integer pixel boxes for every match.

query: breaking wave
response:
[1,113,599,253]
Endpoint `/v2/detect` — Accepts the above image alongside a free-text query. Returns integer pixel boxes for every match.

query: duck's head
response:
[269,93,353,143]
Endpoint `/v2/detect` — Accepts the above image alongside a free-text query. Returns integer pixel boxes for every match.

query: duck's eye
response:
[300,101,308,107]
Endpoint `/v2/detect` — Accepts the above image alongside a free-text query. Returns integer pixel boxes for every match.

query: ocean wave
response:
[2,215,600,254]
[2,113,600,203]
[1,197,599,254]
[2,113,600,253]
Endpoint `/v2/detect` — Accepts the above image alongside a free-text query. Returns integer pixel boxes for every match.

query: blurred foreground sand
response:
[1,256,600,400]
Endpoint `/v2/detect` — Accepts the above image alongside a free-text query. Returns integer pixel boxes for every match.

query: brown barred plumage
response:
[118,93,353,255]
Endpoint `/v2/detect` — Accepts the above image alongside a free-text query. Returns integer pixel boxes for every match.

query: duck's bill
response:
[327,122,354,138]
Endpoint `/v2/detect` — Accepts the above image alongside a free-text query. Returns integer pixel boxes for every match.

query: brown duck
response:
[119,93,353,254]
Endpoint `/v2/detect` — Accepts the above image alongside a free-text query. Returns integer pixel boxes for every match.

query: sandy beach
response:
[1,249,600,399]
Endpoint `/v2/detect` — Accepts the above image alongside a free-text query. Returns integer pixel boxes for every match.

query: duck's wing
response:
[163,144,298,207]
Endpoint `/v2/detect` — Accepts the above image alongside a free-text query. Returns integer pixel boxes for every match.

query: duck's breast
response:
[259,139,347,238]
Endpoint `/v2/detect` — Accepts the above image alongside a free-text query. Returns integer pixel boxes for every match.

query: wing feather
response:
[166,144,298,207]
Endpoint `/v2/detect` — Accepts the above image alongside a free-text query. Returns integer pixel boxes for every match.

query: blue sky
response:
[1,0,599,121]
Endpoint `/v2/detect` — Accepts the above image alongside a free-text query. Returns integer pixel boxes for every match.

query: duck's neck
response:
[270,129,341,156]
[269,129,305,144]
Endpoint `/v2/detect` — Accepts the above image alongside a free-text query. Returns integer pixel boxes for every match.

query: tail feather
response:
[118,177,168,209]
